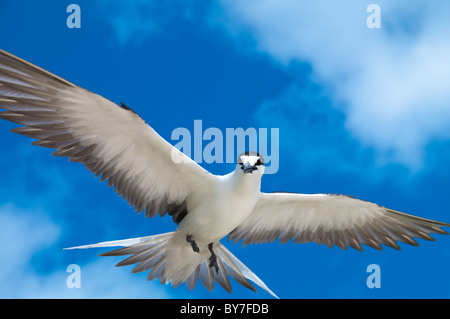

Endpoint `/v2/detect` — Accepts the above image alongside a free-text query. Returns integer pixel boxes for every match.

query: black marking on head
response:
[237,151,265,166]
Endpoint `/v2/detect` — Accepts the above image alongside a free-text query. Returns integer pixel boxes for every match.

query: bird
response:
[0,49,449,299]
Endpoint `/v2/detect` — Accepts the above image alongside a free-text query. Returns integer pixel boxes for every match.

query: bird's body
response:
[180,171,261,245]
[140,162,264,288]
[0,48,449,298]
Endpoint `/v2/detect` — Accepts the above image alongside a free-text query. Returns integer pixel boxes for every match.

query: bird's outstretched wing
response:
[0,49,215,223]
[228,192,449,251]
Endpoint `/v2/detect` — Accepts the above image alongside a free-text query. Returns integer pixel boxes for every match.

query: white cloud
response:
[254,83,369,177]
[86,0,450,169]
[0,204,171,298]
[219,0,450,168]
[0,204,60,285]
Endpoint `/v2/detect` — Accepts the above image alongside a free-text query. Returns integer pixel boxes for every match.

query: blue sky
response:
[1,0,450,298]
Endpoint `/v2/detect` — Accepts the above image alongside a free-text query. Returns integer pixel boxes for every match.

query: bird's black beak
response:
[242,162,258,174]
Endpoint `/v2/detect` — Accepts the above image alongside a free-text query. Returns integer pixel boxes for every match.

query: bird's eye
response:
[256,159,263,166]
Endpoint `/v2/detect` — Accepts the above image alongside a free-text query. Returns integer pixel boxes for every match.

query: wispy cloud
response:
[93,0,213,45]
[0,139,176,298]
[0,204,171,298]
[254,83,372,179]
[219,0,450,168]
[93,0,450,168]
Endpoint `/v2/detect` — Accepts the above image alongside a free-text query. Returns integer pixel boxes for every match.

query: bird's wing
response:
[0,49,216,223]
[228,192,450,251]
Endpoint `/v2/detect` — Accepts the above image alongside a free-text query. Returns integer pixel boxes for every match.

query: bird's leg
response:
[186,234,200,253]
[208,242,219,274]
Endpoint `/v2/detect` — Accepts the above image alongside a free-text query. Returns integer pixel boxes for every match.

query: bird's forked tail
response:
[64,231,278,298]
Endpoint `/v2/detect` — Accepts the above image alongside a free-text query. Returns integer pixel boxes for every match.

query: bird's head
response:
[236,151,265,176]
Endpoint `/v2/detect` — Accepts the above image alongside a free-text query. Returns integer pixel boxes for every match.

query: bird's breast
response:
[179,186,260,244]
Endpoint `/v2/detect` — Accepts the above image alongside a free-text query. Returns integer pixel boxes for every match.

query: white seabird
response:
[0,49,449,298]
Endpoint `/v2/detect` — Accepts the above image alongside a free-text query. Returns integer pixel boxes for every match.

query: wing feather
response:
[0,49,215,224]
[229,192,449,251]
